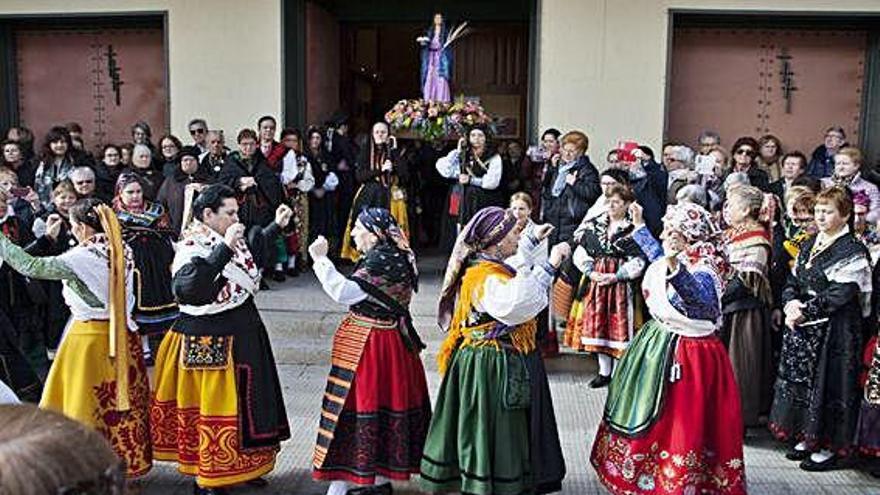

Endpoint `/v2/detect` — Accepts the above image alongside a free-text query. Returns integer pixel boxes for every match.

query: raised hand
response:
[309,235,329,260]
[275,204,293,228]
[224,223,245,249]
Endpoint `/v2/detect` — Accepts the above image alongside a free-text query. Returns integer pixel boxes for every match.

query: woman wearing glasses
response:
[727,137,770,193]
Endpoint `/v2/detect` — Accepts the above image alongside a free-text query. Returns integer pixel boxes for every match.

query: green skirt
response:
[420,345,531,495]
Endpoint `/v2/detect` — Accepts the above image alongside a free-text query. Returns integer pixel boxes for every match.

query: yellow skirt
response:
[150,331,277,488]
[40,319,152,477]
[340,188,410,262]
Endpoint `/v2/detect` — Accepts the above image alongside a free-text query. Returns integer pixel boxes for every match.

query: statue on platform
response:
[417,13,469,103]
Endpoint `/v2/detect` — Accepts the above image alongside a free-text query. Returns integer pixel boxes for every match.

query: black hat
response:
[177,146,200,163]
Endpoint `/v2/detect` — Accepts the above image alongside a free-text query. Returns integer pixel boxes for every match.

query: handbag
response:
[448,185,462,216]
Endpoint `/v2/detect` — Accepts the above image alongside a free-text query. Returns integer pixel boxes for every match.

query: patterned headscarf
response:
[112,172,145,213]
[662,202,730,284]
[355,207,418,290]
[438,206,520,330]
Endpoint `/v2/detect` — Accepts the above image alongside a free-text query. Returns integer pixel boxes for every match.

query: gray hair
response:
[723,172,750,191]
[206,130,224,143]
[698,130,721,144]
[188,118,207,129]
[70,166,95,180]
[132,144,152,159]
[671,145,695,167]
[676,184,709,208]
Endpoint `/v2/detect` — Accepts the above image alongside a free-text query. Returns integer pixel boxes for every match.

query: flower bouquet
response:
[384,96,495,141]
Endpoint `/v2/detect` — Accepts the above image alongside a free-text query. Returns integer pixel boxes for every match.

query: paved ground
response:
[139,257,880,494]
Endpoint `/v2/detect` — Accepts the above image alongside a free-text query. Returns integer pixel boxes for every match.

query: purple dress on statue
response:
[422,33,451,102]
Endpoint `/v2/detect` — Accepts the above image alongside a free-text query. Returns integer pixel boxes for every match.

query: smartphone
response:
[695,154,716,175]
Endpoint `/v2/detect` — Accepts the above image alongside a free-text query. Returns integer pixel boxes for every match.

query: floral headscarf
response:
[662,202,730,284]
[355,207,418,290]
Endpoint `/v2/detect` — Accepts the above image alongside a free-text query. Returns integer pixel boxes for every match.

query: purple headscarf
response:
[438,206,519,330]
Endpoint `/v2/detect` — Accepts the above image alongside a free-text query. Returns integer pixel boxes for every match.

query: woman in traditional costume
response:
[435,125,504,228]
[309,207,430,495]
[0,198,152,478]
[720,185,774,427]
[591,201,746,495]
[275,128,315,279]
[769,186,871,471]
[341,122,409,261]
[150,185,291,494]
[421,206,569,495]
[113,172,178,365]
[565,183,645,388]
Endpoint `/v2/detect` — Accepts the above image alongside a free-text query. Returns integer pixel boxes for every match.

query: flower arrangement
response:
[384,96,495,141]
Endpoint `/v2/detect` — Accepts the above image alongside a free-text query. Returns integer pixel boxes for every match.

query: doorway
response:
[666,13,880,164]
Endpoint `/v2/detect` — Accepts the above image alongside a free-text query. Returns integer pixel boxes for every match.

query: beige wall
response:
[0,0,283,141]
[537,0,880,162]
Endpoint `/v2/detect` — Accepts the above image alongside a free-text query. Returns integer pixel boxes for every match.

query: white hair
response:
[132,144,152,159]
[671,145,695,167]
[70,166,95,180]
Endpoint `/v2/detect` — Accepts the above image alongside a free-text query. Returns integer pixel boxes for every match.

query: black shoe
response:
[785,447,810,461]
[259,280,270,290]
[347,483,392,495]
[193,482,228,495]
[800,455,844,472]
[272,270,286,282]
[589,374,611,388]
[286,266,300,278]
[246,477,269,488]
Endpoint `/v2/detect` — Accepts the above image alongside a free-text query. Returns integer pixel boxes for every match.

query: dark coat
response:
[219,151,284,228]
[630,159,668,237]
[540,155,601,246]
[807,144,844,179]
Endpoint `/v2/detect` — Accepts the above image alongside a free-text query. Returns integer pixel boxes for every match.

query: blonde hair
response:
[785,185,816,215]
[509,191,533,210]
[0,404,121,495]
[836,146,864,168]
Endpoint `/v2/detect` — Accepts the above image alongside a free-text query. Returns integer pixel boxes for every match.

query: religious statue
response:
[417,13,468,103]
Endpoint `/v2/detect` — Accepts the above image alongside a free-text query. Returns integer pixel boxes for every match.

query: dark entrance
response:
[285,0,534,140]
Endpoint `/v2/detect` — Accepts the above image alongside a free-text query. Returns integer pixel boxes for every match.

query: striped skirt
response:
[313,312,431,484]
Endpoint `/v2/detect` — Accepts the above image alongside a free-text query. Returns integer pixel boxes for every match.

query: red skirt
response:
[313,314,431,484]
[579,258,637,359]
[591,334,746,495]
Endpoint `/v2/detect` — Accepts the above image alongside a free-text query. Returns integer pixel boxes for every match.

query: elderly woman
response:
[769,187,871,471]
[156,146,210,236]
[0,198,152,478]
[721,185,774,427]
[821,146,880,224]
[125,143,164,201]
[665,145,695,205]
[113,173,177,365]
[591,202,745,495]
[309,208,430,495]
[421,207,569,495]
[524,128,561,218]
[565,184,645,388]
[342,122,410,261]
[540,130,601,247]
[807,126,847,179]
[728,137,770,192]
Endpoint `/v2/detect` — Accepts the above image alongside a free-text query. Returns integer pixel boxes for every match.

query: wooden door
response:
[667,28,866,154]
[15,27,167,154]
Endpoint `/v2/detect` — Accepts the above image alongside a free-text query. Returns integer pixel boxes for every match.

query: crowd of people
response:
[1,114,880,495]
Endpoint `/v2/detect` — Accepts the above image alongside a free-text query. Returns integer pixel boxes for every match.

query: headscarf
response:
[350,208,423,351]
[662,201,730,285]
[438,206,519,330]
[355,207,418,290]
[112,172,144,213]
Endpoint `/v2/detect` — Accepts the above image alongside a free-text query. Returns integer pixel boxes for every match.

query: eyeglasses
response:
[161,144,178,150]
[735,148,755,156]
[73,179,94,185]
[190,128,206,136]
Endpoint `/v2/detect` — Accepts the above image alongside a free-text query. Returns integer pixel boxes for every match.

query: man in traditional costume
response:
[310,207,431,495]
[420,206,569,495]
[590,202,746,495]
[150,184,291,495]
